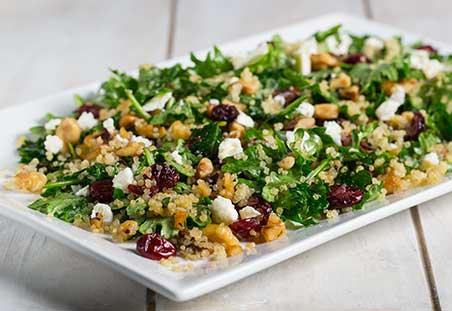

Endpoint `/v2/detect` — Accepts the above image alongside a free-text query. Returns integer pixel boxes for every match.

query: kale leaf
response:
[29,193,90,223]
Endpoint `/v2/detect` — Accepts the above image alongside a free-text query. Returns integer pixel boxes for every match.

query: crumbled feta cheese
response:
[375,85,406,121]
[44,135,63,154]
[325,33,352,55]
[424,152,440,165]
[142,92,172,112]
[218,138,243,161]
[75,185,89,197]
[231,43,269,69]
[209,99,220,105]
[91,203,113,223]
[239,206,261,219]
[131,135,152,147]
[285,131,295,145]
[77,112,98,131]
[273,95,286,106]
[103,118,115,133]
[296,101,315,117]
[112,167,134,191]
[170,150,183,165]
[410,50,444,79]
[115,135,129,144]
[44,119,61,131]
[324,121,342,146]
[236,111,255,128]
[295,37,318,75]
[210,196,238,225]
[363,37,384,58]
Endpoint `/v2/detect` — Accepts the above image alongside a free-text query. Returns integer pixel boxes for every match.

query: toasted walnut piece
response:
[294,117,315,129]
[116,142,143,157]
[196,158,214,179]
[239,67,260,95]
[383,79,419,96]
[278,156,295,170]
[314,104,339,119]
[310,53,340,70]
[330,73,352,90]
[169,120,191,141]
[119,127,133,140]
[338,85,360,101]
[14,171,47,193]
[119,115,138,129]
[382,81,396,96]
[90,218,104,233]
[56,117,81,148]
[117,100,131,115]
[229,122,245,139]
[202,223,243,257]
[261,213,286,242]
[174,211,188,230]
[193,180,212,197]
[134,119,154,138]
[113,220,139,242]
[218,173,236,200]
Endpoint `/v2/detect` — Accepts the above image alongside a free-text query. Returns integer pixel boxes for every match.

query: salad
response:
[10,25,452,263]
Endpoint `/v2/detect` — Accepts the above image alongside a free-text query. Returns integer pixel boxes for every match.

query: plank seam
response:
[411,207,442,311]
[363,0,374,19]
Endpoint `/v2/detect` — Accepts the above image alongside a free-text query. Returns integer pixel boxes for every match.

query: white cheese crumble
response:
[131,135,152,147]
[91,203,113,223]
[103,118,115,133]
[112,167,134,191]
[273,95,286,107]
[296,101,315,117]
[325,33,352,55]
[294,37,318,75]
[44,119,61,131]
[236,111,255,128]
[218,138,243,162]
[77,112,98,131]
[209,99,220,105]
[410,50,444,79]
[231,43,269,69]
[210,196,238,225]
[424,152,440,165]
[115,135,129,144]
[324,121,342,146]
[44,135,63,154]
[142,92,173,112]
[375,85,406,121]
[239,206,261,219]
[170,150,184,165]
[75,185,89,197]
[363,37,384,58]
[285,131,295,145]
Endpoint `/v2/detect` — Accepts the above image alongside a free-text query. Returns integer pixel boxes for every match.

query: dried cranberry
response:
[229,218,262,242]
[360,140,374,152]
[273,87,302,106]
[210,104,239,122]
[247,195,273,225]
[206,172,219,185]
[343,53,371,65]
[89,179,114,203]
[136,233,176,261]
[327,185,363,208]
[416,45,438,54]
[341,134,352,147]
[151,163,180,190]
[405,112,425,140]
[128,184,144,196]
[75,103,102,118]
[94,128,112,142]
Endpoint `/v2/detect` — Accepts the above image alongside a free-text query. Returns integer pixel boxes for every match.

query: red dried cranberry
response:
[75,103,102,118]
[229,218,262,242]
[341,134,352,147]
[94,128,112,142]
[416,45,438,54]
[151,163,180,190]
[247,195,273,225]
[343,53,371,65]
[210,104,239,122]
[273,87,302,106]
[405,112,425,140]
[128,184,144,195]
[89,179,114,203]
[136,233,176,261]
[360,140,374,152]
[327,185,363,208]
[206,172,219,185]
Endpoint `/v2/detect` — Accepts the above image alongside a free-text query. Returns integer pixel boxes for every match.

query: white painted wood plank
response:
[157,1,432,309]
[0,1,171,310]
[417,193,452,309]
[370,0,452,44]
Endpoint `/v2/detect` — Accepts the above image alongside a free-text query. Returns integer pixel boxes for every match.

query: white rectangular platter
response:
[1,12,451,302]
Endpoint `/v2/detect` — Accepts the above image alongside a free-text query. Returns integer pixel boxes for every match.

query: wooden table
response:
[1,1,451,310]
